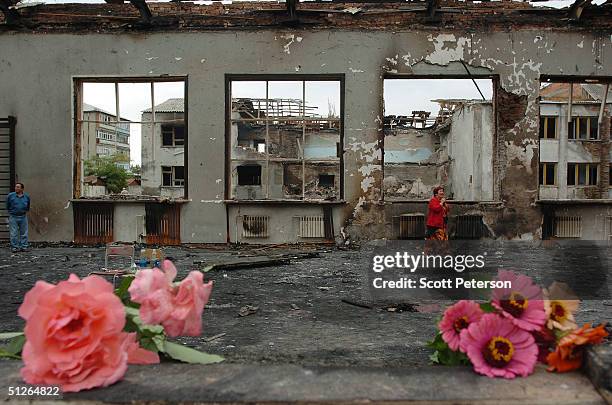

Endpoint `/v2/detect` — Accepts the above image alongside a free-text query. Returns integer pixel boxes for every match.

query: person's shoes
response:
[11,248,19,253]
[20,248,30,252]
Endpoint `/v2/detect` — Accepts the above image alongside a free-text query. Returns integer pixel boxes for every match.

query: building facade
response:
[1,1,611,243]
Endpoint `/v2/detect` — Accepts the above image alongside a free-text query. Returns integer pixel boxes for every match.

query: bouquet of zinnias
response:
[429,270,608,378]
[1,260,222,392]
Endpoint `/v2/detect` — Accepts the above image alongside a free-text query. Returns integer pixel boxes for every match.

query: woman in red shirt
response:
[426,186,449,240]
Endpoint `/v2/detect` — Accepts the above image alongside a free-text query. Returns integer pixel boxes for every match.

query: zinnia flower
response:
[547,323,608,372]
[18,275,133,392]
[491,270,546,332]
[460,314,538,378]
[532,326,556,363]
[543,282,579,331]
[438,300,484,351]
[129,260,213,337]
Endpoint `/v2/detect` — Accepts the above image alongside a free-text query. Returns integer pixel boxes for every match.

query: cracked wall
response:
[0,29,611,242]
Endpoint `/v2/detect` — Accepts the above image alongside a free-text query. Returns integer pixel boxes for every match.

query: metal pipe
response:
[460,60,486,101]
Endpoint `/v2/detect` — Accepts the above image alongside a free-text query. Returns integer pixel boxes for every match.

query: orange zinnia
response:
[546,323,608,372]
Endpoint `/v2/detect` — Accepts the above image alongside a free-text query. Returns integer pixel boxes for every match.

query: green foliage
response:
[427,332,471,366]
[84,154,130,194]
[480,302,496,313]
[0,333,25,359]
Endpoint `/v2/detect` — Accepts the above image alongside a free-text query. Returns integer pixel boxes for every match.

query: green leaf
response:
[162,341,224,364]
[0,332,24,340]
[5,335,25,355]
[0,349,21,360]
[427,332,470,366]
[480,302,495,313]
[114,275,135,304]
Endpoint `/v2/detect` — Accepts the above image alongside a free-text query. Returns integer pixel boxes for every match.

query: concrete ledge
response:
[0,361,606,404]
[585,343,612,393]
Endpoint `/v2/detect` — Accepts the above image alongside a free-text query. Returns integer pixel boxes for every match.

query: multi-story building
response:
[539,83,611,239]
[141,98,185,198]
[81,103,131,170]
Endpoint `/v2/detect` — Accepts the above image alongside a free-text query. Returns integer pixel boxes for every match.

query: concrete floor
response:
[0,243,610,403]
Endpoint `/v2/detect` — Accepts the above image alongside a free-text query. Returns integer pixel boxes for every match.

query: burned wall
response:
[0,28,611,242]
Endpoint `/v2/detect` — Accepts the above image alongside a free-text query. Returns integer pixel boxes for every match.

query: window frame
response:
[539,116,557,139]
[569,116,600,141]
[73,76,189,199]
[161,165,185,188]
[161,124,185,147]
[225,74,345,201]
[567,163,599,186]
[539,162,557,186]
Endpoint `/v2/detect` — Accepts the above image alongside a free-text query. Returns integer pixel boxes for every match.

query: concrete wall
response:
[141,112,185,196]
[446,102,494,200]
[1,30,611,242]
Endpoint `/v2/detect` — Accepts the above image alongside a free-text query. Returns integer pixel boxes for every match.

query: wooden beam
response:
[568,0,592,21]
[130,0,152,24]
[0,0,20,25]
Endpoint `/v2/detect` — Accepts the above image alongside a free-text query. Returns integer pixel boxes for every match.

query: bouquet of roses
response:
[428,270,608,378]
[0,260,222,392]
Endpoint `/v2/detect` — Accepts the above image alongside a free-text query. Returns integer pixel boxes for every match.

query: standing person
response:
[6,182,30,252]
[426,186,449,240]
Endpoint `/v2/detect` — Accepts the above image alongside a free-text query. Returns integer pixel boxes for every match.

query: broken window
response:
[237,165,262,186]
[75,78,186,199]
[229,78,342,200]
[569,117,599,140]
[161,124,185,146]
[319,174,335,188]
[539,163,556,186]
[567,163,598,186]
[161,166,185,187]
[383,77,494,201]
[539,117,557,139]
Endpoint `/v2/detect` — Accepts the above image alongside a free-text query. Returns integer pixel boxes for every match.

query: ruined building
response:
[0,0,611,244]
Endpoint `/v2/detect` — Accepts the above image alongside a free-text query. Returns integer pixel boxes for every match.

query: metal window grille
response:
[73,202,114,244]
[455,215,485,239]
[145,203,181,245]
[242,215,269,238]
[0,117,15,241]
[554,216,582,238]
[298,216,326,238]
[396,214,425,239]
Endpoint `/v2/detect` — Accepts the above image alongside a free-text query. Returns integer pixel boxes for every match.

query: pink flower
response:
[460,313,538,378]
[128,267,174,325]
[491,270,546,332]
[126,333,160,365]
[128,260,213,337]
[164,271,213,337]
[18,274,129,392]
[438,300,483,351]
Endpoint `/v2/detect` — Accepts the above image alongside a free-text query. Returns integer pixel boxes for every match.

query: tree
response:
[84,154,129,194]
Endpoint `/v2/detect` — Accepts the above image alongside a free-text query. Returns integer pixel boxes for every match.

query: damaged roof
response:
[1,1,611,32]
[142,98,184,113]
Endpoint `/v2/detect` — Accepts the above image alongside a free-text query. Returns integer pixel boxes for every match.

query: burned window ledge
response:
[72,198,189,204]
[537,199,612,205]
[225,199,346,205]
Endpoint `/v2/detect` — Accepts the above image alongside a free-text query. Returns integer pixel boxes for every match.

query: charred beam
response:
[286,0,298,21]
[568,0,592,21]
[0,0,20,25]
[426,0,440,18]
[130,0,152,24]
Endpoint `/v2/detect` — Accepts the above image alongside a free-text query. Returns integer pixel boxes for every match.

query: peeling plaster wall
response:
[0,30,611,242]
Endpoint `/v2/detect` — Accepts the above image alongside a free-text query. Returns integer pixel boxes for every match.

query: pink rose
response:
[128,268,174,325]
[163,271,213,337]
[128,260,213,337]
[18,274,129,392]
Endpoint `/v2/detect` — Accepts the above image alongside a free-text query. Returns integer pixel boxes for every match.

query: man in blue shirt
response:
[6,182,30,252]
